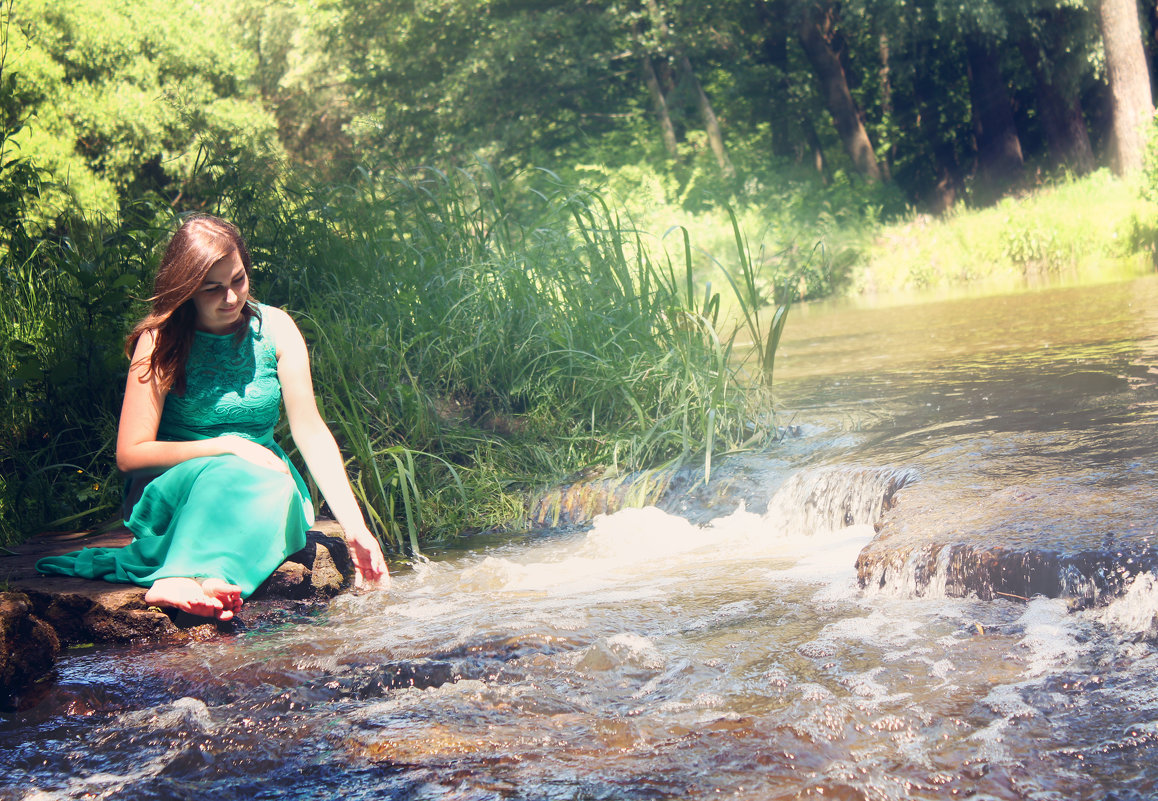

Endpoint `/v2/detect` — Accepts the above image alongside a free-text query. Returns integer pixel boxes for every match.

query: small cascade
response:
[527,466,679,527]
[1098,572,1158,638]
[858,539,1158,606]
[763,464,916,537]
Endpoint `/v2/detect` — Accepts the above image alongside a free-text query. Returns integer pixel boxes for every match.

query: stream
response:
[3,276,1158,800]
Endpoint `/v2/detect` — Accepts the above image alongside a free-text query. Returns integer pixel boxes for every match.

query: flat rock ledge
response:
[856,482,1158,608]
[0,520,355,704]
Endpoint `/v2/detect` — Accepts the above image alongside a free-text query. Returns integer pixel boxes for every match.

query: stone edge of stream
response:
[1,520,355,706]
[6,468,1158,707]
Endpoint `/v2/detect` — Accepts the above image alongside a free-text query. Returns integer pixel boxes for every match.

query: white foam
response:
[1097,572,1158,637]
[118,696,214,732]
[981,684,1038,719]
[838,667,911,706]
[416,501,877,599]
[576,506,713,561]
[576,632,666,674]
[968,718,1014,764]
[818,608,924,649]
[1016,598,1088,676]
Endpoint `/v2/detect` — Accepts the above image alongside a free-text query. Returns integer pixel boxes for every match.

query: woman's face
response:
[192,250,250,334]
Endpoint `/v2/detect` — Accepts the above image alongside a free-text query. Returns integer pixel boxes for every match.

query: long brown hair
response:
[126,214,259,395]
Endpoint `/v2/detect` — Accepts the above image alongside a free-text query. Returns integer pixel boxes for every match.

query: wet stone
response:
[308,540,346,597]
[258,560,312,599]
[857,479,1158,606]
[0,592,60,705]
[0,520,357,700]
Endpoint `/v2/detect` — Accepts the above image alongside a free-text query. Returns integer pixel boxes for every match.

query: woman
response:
[38,214,389,620]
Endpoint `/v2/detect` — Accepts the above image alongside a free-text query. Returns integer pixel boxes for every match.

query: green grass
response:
[568,159,890,303]
[851,170,1158,298]
[1,155,791,552]
[226,163,791,547]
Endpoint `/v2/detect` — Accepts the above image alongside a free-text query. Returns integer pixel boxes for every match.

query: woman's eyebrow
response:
[201,269,245,287]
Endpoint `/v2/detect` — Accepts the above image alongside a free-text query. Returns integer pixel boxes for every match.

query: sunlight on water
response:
[6,500,1157,800]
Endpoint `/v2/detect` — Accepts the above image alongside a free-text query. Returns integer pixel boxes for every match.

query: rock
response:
[257,560,312,600]
[256,527,356,599]
[24,590,178,645]
[0,519,362,700]
[0,592,60,704]
[83,606,179,643]
[309,540,346,597]
[856,480,1158,606]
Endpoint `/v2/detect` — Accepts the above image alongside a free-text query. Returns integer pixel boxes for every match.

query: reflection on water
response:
[4,277,1158,800]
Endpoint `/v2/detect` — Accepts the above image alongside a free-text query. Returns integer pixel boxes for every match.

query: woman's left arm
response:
[270,307,390,588]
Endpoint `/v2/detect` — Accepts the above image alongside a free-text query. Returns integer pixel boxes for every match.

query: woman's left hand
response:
[345,526,390,589]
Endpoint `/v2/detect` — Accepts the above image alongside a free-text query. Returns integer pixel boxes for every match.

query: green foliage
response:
[855,170,1156,295]
[2,141,791,549]
[7,0,1151,549]
[1141,116,1158,207]
[183,150,789,545]
[564,156,898,301]
[0,204,168,543]
[4,0,281,221]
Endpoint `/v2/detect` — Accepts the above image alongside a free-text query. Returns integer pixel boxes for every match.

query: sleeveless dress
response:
[37,306,313,597]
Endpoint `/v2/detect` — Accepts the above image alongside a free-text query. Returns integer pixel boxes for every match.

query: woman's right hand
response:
[219,435,290,474]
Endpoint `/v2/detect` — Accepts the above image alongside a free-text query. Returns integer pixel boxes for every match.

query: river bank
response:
[0,520,358,706]
[846,169,1157,299]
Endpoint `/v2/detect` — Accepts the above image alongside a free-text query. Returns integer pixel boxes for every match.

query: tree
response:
[1097,0,1153,175]
[794,1,885,182]
[6,0,280,218]
[1014,6,1096,174]
[641,53,680,158]
[965,31,1025,196]
[327,0,638,170]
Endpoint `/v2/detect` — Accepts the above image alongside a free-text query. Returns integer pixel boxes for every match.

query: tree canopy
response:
[3,0,1156,216]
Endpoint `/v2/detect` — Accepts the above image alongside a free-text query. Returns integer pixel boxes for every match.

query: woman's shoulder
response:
[128,326,159,361]
[254,304,305,355]
[253,303,296,333]
[256,303,293,326]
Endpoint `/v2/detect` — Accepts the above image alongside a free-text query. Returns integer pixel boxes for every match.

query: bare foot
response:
[145,577,243,622]
[201,578,243,621]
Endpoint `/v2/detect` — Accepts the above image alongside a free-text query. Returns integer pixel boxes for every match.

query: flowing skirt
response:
[37,452,313,598]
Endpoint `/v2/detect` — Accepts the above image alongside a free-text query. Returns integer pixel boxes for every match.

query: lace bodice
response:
[157,306,281,444]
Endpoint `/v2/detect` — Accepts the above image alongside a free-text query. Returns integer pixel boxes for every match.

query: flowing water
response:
[5,277,1158,801]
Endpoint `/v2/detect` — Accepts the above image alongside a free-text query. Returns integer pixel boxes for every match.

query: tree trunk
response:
[642,56,680,158]
[912,41,962,213]
[1016,37,1095,174]
[644,0,732,176]
[795,1,882,182]
[657,58,676,96]
[757,0,794,159]
[1097,0,1154,175]
[965,34,1024,198]
[802,117,829,182]
[677,54,734,175]
[877,31,894,178]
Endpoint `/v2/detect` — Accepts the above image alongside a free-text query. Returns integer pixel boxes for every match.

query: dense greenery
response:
[4,0,1158,547]
[6,0,1158,216]
[0,148,793,548]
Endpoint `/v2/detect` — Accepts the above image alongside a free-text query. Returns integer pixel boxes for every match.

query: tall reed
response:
[1,204,167,543]
[212,161,791,540]
[3,151,793,551]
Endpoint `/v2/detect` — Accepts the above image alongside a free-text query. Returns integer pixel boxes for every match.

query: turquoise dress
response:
[37,306,313,597]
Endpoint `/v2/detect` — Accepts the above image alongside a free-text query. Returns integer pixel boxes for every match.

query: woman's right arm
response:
[115,331,287,474]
